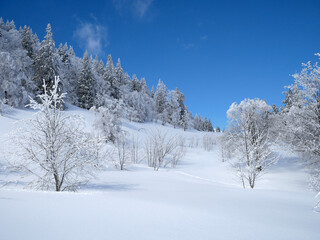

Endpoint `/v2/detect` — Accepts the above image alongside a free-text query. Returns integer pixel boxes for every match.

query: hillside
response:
[0,107,319,240]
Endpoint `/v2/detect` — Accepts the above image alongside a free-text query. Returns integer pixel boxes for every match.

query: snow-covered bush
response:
[5,77,104,191]
[91,100,121,143]
[224,98,278,189]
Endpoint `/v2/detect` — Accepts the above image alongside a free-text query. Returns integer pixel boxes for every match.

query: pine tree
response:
[5,20,15,31]
[116,58,125,86]
[21,26,34,59]
[150,86,155,98]
[32,24,59,95]
[208,119,214,132]
[140,78,149,95]
[104,54,120,99]
[130,74,141,92]
[181,107,190,131]
[155,80,168,124]
[77,51,95,109]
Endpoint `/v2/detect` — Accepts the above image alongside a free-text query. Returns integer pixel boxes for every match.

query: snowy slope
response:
[0,107,319,240]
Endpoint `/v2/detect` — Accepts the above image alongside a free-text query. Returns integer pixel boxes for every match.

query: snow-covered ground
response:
[0,107,319,240]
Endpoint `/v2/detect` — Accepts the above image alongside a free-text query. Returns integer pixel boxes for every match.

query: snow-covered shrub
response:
[91,100,121,143]
[4,77,104,191]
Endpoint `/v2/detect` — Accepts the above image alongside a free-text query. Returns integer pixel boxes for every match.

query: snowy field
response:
[0,107,320,240]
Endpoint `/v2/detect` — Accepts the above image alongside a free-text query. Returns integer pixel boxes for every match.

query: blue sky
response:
[2,0,320,127]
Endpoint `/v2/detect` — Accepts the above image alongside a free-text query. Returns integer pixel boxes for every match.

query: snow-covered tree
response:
[279,57,320,203]
[115,58,126,86]
[77,51,95,109]
[155,80,168,125]
[58,44,81,105]
[112,132,130,170]
[32,24,60,95]
[224,98,278,188]
[168,88,186,128]
[21,25,34,59]
[0,20,34,107]
[91,100,121,143]
[104,54,120,99]
[5,77,103,191]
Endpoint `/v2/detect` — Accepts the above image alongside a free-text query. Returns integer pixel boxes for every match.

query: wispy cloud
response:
[112,0,153,19]
[177,37,196,50]
[132,0,153,18]
[201,35,208,41]
[182,43,195,50]
[73,21,108,56]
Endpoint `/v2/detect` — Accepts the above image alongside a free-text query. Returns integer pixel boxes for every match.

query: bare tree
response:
[112,132,130,170]
[144,129,186,171]
[130,135,142,164]
[170,135,186,168]
[202,133,215,151]
[217,133,232,162]
[224,98,278,189]
[4,77,104,191]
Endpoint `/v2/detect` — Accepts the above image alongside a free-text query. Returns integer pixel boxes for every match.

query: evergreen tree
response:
[116,58,125,86]
[32,24,59,95]
[77,51,95,109]
[140,78,149,95]
[150,86,155,98]
[130,74,141,92]
[208,119,214,132]
[155,80,168,124]
[181,107,191,131]
[104,54,120,99]
[21,25,34,59]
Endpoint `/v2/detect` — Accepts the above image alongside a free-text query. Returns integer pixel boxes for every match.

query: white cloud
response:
[73,21,108,56]
[112,0,153,18]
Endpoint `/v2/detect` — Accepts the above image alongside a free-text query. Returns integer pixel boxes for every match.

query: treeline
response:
[0,18,215,131]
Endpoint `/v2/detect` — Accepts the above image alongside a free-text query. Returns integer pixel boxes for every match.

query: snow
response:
[0,107,320,240]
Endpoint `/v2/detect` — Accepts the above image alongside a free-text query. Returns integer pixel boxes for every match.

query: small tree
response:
[91,100,121,143]
[225,98,278,189]
[112,132,130,170]
[5,77,103,191]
